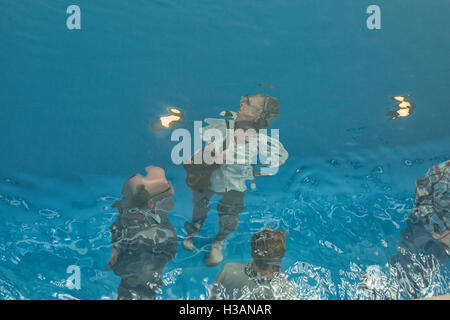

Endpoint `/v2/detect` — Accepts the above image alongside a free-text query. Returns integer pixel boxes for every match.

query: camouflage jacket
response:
[411,160,449,248]
[111,198,178,259]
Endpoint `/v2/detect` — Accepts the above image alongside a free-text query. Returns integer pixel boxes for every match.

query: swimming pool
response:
[0,0,449,300]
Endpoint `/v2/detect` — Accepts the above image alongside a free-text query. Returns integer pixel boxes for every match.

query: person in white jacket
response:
[183,93,288,266]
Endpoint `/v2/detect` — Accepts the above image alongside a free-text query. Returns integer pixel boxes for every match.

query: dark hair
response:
[252,93,280,129]
[251,228,286,268]
[131,184,153,208]
[254,92,279,117]
[130,183,173,209]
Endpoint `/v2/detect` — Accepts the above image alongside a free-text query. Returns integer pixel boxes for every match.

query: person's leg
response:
[117,278,135,300]
[118,271,154,300]
[117,277,160,300]
[205,190,245,266]
[137,254,169,300]
[117,252,171,300]
[183,189,214,250]
[216,190,245,241]
[115,253,141,300]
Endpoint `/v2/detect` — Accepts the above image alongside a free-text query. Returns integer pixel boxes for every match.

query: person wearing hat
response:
[106,166,178,300]
[208,228,299,300]
[182,93,288,266]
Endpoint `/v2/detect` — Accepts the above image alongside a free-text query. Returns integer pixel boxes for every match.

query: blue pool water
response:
[0,0,449,299]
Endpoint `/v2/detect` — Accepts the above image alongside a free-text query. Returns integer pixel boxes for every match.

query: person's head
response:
[236,93,279,129]
[114,166,174,210]
[251,228,286,269]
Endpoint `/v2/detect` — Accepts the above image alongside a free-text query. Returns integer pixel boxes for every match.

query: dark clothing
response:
[111,198,178,299]
[185,189,245,242]
[411,161,449,243]
[389,161,449,299]
[389,218,448,299]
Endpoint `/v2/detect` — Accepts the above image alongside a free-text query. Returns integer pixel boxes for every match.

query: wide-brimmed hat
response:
[113,166,174,208]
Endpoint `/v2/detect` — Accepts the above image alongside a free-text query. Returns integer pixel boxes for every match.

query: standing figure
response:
[183,93,288,266]
[107,166,178,299]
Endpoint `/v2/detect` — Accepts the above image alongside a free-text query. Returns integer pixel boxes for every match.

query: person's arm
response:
[107,247,119,270]
[106,209,126,269]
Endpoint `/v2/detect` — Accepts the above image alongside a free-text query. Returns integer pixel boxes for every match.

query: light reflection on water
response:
[0,144,448,300]
[1,0,449,301]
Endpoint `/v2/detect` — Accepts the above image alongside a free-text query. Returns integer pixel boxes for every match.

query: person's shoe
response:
[183,236,194,251]
[205,241,223,266]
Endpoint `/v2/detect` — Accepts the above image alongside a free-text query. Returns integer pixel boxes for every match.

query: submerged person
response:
[390,160,449,298]
[182,93,288,266]
[106,166,178,300]
[360,160,449,299]
[208,228,299,300]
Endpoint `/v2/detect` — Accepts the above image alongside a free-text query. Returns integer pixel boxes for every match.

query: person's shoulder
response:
[223,262,245,269]
[215,262,248,285]
[221,262,246,274]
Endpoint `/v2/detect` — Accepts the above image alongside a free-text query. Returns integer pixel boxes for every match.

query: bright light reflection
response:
[160,115,181,128]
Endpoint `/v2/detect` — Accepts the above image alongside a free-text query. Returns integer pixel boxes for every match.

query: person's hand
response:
[106,247,119,270]
[109,220,118,233]
[253,172,273,177]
